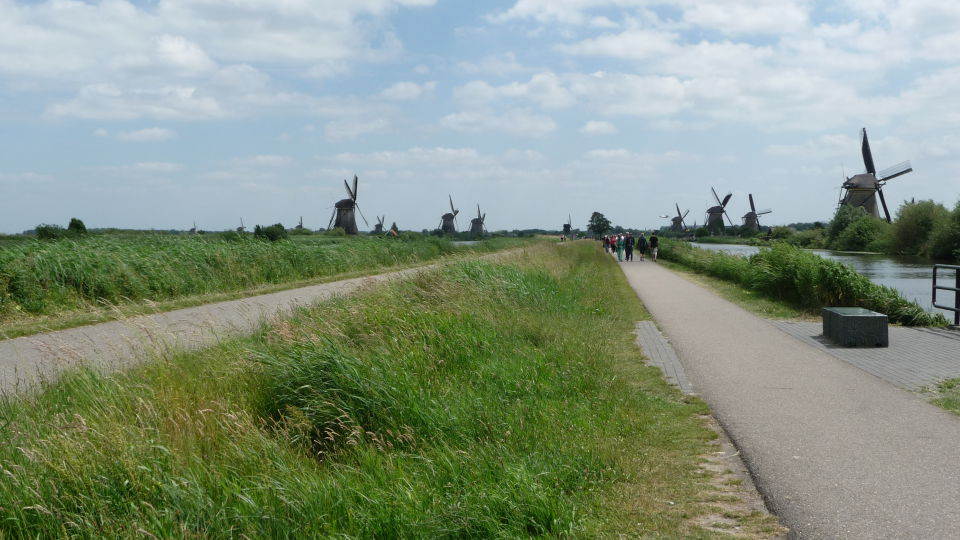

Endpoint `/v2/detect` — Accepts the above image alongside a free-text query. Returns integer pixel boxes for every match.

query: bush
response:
[929,201,960,261]
[254,223,288,242]
[889,200,950,257]
[34,224,68,240]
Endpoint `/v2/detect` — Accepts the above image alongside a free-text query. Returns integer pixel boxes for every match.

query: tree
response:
[254,223,288,241]
[890,199,950,256]
[67,217,87,236]
[587,212,611,237]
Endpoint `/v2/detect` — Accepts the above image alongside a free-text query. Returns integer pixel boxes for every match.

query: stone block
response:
[822,307,889,347]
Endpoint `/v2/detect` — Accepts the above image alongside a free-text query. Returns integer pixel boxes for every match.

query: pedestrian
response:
[649,231,659,262]
[637,232,647,261]
[602,236,609,252]
[625,232,634,261]
[609,235,616,253]
[616,234,624,262]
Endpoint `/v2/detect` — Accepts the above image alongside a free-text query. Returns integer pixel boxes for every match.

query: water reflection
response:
[689,242,952,317]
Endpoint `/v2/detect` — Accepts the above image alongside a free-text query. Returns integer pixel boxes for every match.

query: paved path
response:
[771,321,960,391]
[618,259,960,539]
[0,265,432,394]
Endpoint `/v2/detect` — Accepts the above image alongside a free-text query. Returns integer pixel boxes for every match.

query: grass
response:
[0,241,782,538]
[931,378,960,414]
[660,240,948,327]
[0,234,525,338]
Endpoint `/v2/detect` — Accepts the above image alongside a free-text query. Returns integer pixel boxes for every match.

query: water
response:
[689,242,957,319]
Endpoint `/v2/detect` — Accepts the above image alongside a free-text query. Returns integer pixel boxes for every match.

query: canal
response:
[689,242,955,319]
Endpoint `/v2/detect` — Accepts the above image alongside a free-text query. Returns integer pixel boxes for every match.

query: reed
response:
[0,242,775,537]
[660,240,947,326]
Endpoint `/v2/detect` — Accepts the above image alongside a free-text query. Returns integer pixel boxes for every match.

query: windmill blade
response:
[355,204,369,227]
[352,175,358,201]
[711,187,722,206]
[757,209,773,215]
[721,193,732,208]
[449,195,455,214]
[861,128,876,175]
[477,204,482,219]
[682,209,689,219]
[724,211,734,226]
[877,187,892,223]
[481,213,486,223]
[343,179,354,199]
[749,194,756,213]
[877,160,913,182]
[567,214,572,226]
[328,208,336,229]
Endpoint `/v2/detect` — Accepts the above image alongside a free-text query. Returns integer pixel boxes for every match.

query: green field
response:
[0,233,522,337]
[0,242,781,538]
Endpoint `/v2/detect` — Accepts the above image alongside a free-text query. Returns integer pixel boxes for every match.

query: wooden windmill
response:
[705,187,733,234]
[839,128,913,223]
[562,215,572,236]
[659,203,689,232]
[328,175,367,235]
[742,194,772,232]
[469,204,486,235]
[439,195,459,233]
[373,215,385,234]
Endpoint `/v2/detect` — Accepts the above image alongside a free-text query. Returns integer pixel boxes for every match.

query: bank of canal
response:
[689,242,953,319]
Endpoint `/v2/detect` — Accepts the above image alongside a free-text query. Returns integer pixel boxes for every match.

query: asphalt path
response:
[618,257,960,539]
[0,265,434,395]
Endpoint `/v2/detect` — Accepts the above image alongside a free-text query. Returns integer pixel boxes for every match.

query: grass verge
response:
[0,236,525,340]
[931,378,960,414]
[0,241,781,538]
[660,240,947,326]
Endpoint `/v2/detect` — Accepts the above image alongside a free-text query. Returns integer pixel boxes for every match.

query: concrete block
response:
[822,307,889,347]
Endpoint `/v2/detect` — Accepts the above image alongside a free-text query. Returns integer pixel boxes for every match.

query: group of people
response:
[602,232,659,262]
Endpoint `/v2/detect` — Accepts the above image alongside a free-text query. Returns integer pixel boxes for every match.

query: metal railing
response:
[933,264,960,326]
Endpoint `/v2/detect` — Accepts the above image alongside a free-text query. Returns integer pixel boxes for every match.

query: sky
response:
[2,0,960,233]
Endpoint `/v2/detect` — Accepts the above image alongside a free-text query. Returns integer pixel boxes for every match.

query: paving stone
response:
[634,321,694,395]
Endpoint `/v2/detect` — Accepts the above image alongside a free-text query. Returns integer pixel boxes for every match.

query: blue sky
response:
[2,0,960,233]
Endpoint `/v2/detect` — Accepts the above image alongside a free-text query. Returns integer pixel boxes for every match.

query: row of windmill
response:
[328,175,487,235]
[662,128,913,234]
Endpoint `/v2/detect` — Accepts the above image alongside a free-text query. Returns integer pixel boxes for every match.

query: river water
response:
[689,242,956,319]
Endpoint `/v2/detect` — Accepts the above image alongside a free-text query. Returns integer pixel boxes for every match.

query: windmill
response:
[705,187,733,234]
[839,128,913,223]
[328,174,367,235]
[373,215,386,234]
[237,217,245,233]
[469,205,486,235]
[660,203,689,232]
[389,222,399,235]
[562,215,572,236]
[439,195,459,233]
[742,194,772,232]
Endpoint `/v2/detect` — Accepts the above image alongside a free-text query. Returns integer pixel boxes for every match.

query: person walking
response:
[616,234,625,262]
[609,235,616,253]
[625,232,635,261]
[602,236,609,253]
[649,232,659,262]
[637,232,648,261]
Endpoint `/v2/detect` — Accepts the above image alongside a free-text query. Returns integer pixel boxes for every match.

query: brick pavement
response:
[633,321,694,395]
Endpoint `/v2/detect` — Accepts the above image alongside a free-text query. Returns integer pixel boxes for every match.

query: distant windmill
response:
[706,187,733,234]
[328,174,368,235]
[839,128,913,223]
[562,215,572,236]
[439,195,459,233]
[373,215,386,234]
[660,203,689,232]
[190,221,197,234]
[237,217,245,233]
[742,194,772,232]
[470,205,486,235]
[389,222,399,235]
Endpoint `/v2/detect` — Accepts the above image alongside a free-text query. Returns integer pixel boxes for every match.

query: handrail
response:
[932,264,960,326]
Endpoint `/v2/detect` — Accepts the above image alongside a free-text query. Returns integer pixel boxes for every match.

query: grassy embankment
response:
[0,242,783,538]
[659,240,947,327]
[0,234,523,338]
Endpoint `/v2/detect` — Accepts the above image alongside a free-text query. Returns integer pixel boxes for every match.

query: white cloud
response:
[324,118,390,141]
[47,84,224,120]
[580,120,618,135]
[380,81,437,100]
[458,53,527,75]
[155,35,216,75]
[116,128,176,142]
[440,109,557,137]
[233,155,294,167]
[102,162,183,175]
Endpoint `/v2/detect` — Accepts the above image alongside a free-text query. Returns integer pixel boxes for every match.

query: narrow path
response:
[618,258,960,539]
[0,262,445,394]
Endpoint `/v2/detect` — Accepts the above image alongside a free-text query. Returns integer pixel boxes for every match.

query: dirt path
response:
[0,263,444,394]
[619,258,960,539]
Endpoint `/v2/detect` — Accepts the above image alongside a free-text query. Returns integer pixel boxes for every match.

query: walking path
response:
[619,258,960,539]
[0,265,434,394]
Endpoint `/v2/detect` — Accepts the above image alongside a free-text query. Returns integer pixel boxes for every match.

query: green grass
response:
[660,240,947,327]
[931,378,960,414]
[0,234,524,336]
[0,242,781,538]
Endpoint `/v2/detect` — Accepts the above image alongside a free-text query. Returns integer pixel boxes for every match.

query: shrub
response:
[35,224,69,240]
[254,223,288,242]
[889,200,950,257]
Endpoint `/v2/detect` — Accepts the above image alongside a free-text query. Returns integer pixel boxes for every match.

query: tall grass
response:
[660,240,947,326]
[0,243,761,537]
[0,235,518,318]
